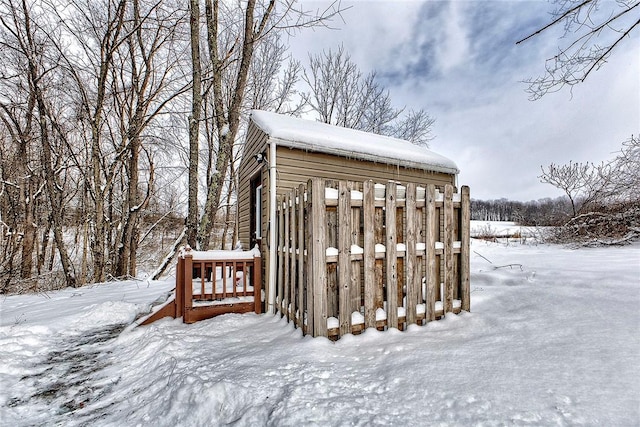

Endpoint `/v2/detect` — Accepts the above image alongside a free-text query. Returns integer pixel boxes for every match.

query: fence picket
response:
[461,185,471,312]
[386,181,398,329]
[363,181,376,329]
[426,184,437,322]
[311,178,328,337]
[284,193,291,321]
[406,183,418,326]
[277,196,285,316]
[287,189,298,326]
[444,185,454,313]
[297,185,305,329]
[338,181,352,336]
[304,182,313,335]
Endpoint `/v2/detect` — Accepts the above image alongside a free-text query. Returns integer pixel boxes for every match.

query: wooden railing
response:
[176,247,262,323]
[274,178,470,339]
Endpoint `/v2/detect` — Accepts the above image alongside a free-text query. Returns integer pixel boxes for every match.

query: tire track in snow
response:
[6,323,127,426]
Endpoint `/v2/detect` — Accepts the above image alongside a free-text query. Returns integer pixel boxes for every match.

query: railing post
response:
[175,253,184,318]
[254,254,262,314]
[183,247,193,323]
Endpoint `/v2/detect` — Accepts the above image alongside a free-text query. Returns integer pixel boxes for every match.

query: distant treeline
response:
[471,197,572,226]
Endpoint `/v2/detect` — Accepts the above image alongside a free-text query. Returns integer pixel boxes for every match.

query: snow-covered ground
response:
[1,239,639,426]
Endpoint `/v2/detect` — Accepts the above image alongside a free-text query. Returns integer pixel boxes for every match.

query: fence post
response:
[311,178,328,337]
[460,186,471,312]
[386,181,398,329]
[338,180,352,337]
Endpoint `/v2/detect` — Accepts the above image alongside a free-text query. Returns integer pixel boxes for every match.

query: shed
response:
[238,110,461,316]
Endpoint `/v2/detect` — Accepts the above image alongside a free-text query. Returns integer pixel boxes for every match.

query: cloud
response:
[288,1,640,201]
[437,1,469,72]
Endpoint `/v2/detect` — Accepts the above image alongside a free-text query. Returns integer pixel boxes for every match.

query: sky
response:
[287,0,640,201]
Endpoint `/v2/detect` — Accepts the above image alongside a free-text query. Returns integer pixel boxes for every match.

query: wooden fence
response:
[274,178,470,339]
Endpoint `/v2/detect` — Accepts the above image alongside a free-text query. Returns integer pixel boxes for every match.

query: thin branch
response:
[581,15,640,81]
[516,0,594,44]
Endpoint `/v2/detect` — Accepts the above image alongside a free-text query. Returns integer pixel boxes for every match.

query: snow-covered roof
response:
[250,110,459,175]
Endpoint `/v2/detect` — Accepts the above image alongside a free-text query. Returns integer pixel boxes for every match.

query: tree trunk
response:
[186,0,202,249]
[22,2,76,288]
[36,105,76,288]
[20,206,36,279]
[18,149,36,279]
[38,222,50,274]
[197,0,272,250]
[115,125,141,277]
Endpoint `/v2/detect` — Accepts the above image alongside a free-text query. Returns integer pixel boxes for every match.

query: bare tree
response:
[107,0,189,278]
[605,135,640,203]
[517,0,640,99]
[539,161,593,217]
[1,0,77,287]
[42,0,130,283]
[540,136,640,244]
[303,45,435,146]
[0,40,41,285]
[303,45,391,129]
[247,32,305,115]
[392,109,436,147]
[1,1,48,291]
[187,0,345,249]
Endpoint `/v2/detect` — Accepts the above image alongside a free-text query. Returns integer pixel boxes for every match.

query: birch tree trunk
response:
[187,0,203,249]
[194,0,343,249]
[21,29,76,287]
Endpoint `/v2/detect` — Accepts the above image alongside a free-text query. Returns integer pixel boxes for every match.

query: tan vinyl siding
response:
[238,123,269,250]
[274,146,454,197]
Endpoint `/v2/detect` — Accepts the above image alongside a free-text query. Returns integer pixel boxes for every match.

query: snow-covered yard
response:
[1,239,639,426]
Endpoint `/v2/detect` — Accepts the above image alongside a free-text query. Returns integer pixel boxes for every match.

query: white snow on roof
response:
[250,110,459,175]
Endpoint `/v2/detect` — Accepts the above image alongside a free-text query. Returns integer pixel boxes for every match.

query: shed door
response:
[250,172,262,248]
